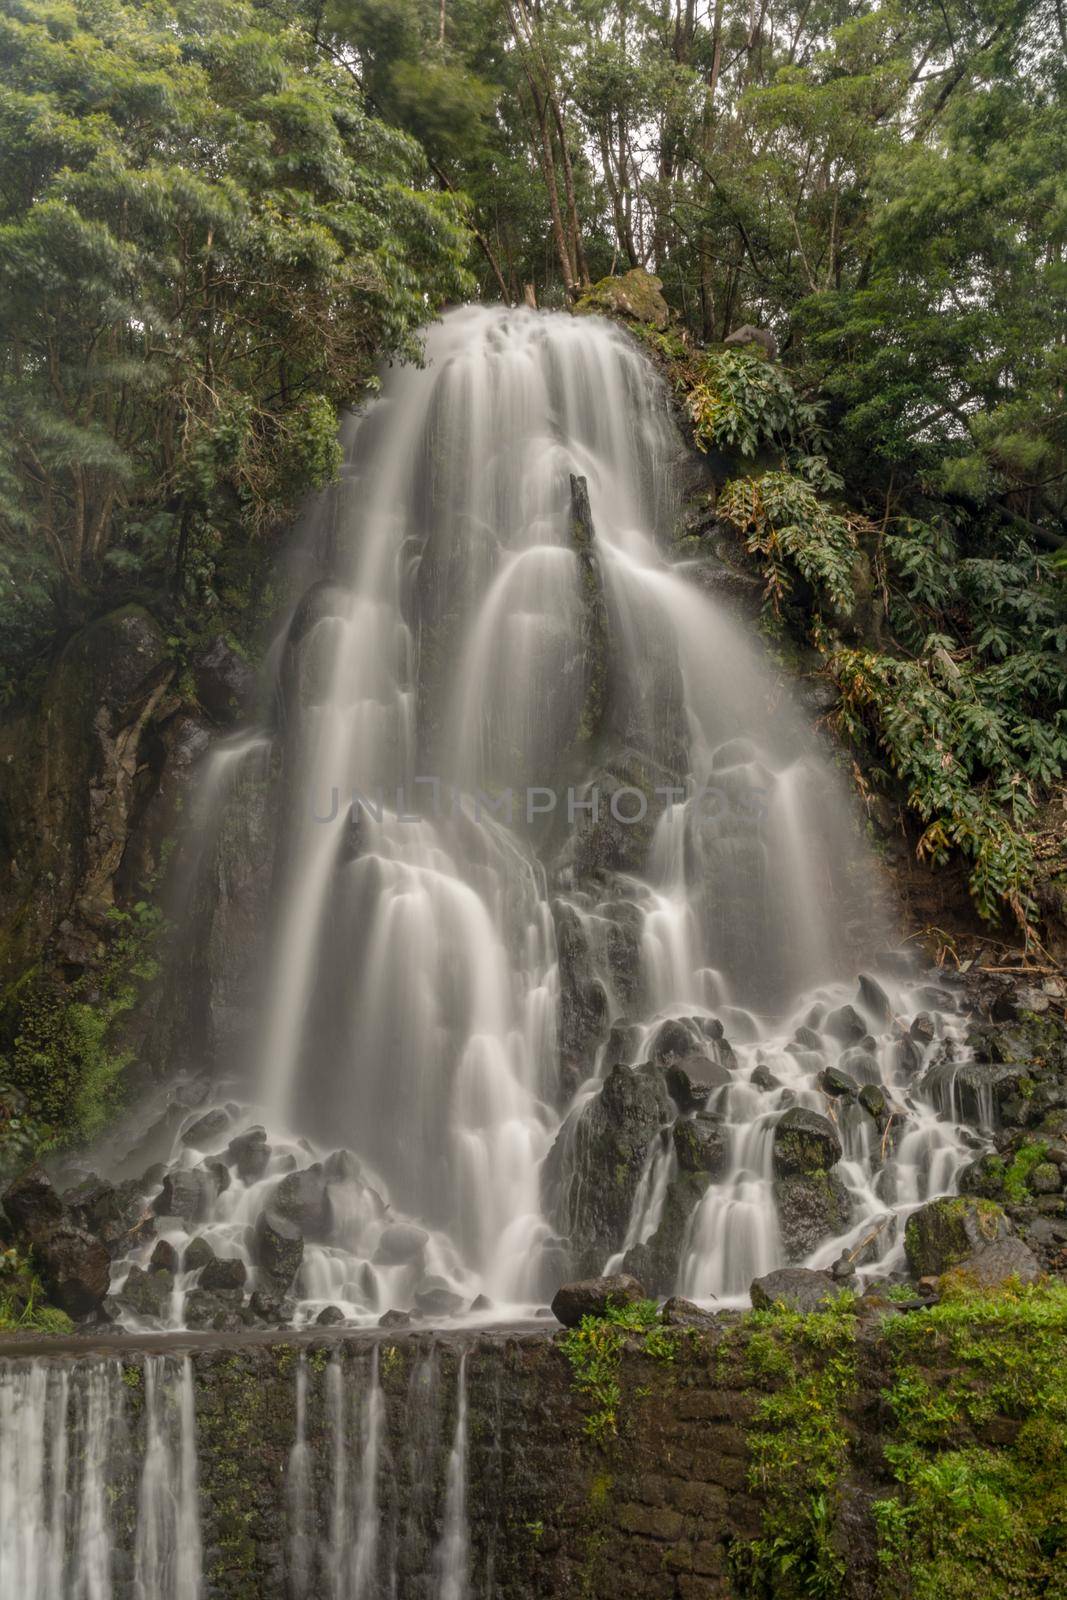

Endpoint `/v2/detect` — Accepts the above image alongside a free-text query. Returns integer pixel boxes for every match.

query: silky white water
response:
[93,306,984,1326]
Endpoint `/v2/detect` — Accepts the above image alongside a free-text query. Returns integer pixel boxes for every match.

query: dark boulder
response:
[184,1235,217,1273]
[824,1005,866,1044]
[65,1176,153,1258]
[2,1163,63,1239]
[271,1164,330,1240]
[316,1304,346,1326]
[663,1052,731,1112]
[248,1288,295,1325]
[37,1223,112,1317]
[772,1108,842,1176]
[200,1254,247,1293]
[650,1020,697,1064]
[818,1066,858,1098]
[227,1127,271,1183]
[661,1297,719,1331]
[672,1115,728,1177]
[750,1267,849,1313]
[414,1285,465,1317]
[858,1084,888,1123]
[154,1168,215,1225]
[180,1109,231,1150]
[904,1197,1013,1278]
[149,1239,179,1274]
[550,1273,646,1328]
[379,1308,412,1328]
[857,975,892,1025]
[253,1207,304,1292]
[118,1264,173,1321]
[192,637,256,725]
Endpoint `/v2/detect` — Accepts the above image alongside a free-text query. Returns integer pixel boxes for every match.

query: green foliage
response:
[1001,1141,1051,1204]
[719,470,867,622]
[0,1248,74,1334]
[874,1282,1067,1599]
[0,897,165,1151]
[686,348,822,459]
[0,0,472,696]
[559,1298,676,1441]
[731,1297,859,1599]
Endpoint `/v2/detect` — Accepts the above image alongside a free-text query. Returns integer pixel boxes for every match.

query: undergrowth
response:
[559,1298,680,1441]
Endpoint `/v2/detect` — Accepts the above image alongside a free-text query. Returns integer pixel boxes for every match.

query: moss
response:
[1002,1140,1050,1202]
[574,269,669,330]
[731,1298,859,1599]
[874,1282,1067,1598]
[559,1299,676,1442]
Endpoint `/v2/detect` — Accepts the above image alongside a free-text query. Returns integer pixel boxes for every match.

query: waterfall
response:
[434,1354,470,1600]
[78,305,984,1329]
[0,1356,200,1599]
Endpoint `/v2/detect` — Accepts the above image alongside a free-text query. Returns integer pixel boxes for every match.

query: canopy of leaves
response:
[0,0,471,694]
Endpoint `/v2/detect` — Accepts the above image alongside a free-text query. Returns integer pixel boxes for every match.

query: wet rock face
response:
[774,1171,853,1261]
[542,1064,671,1277]
[253,1207,304,1294]
[904,1196,1013,1277]
[192,638,256,726]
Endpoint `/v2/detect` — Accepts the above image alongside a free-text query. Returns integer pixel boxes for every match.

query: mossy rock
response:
[904,1195,1012,1277]
[575,269,669,330]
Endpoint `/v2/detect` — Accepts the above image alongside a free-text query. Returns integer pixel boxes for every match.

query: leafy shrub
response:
[685,348,822,457]
[719,469,870,621]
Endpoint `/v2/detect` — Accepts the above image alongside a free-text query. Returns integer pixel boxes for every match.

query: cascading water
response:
[86,305,985,1326]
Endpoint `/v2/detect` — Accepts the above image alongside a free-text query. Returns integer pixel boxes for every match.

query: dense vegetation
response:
[0,0,1063,931]
[0,0,471,697]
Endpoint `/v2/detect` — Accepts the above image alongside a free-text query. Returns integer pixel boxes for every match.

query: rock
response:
[200,1255,247,1293]
[226,1127,270,1184]
[909,1013,936,1046]
[672,1115,728,1177]
[550,1273,646,1328]
[323,1149,365,1185]
[378,1308,412,1328]
[413,1286,464,1317]
[469,1293,492,1312]
[183,1288,229,1330]
[663,1052,732,1112]
[37,1224,112,1317]
[831,1251,857,1281]
[184,1236,217,1272]
[373,1222,429,1266]
[1030,1163,1062,1195]
[577,268,670,330]
[894,1036,925,1077]
[772,1108,842,1176]
[192,636,256,724]
[750,1062,781,1093]
[200,1159,230,1197]
[2,1163,63,1239]
[791,1025,823,1052]
[149,1239,179,1274]
[248,1288,295,1325]
[774,1171,852,1261]
[724,324,777,359]
[904,1197,1013,1277]
[818,1066,858,1098]
[180,1109,231,1150]
[858,1084,888,1123]
[271,1165,330,1239]
[72,1177,154,1257]
[118,1264,172,1321]
[253,1208,304,1293]
[650,1020,697,1064]
[951,1238,1043,1288]
[316,1304,346,1326]
[660,1297,719,1330]
[823,1005,866,1044]
[750,1268,848,1313]
[154,1168,214,1225]
[857,975,892,1024]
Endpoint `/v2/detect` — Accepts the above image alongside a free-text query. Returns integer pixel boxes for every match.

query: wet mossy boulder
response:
[774,1170,853,1261]
[672,1114,728,1177]
[750,1267,849,1312]
[772,1108,842,1176]
[576,268,669,330]
[904,1196,1013,1277]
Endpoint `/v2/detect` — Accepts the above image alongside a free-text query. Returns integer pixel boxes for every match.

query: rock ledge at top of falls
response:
[550,1273,647,1328]
[575,268,670,330]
